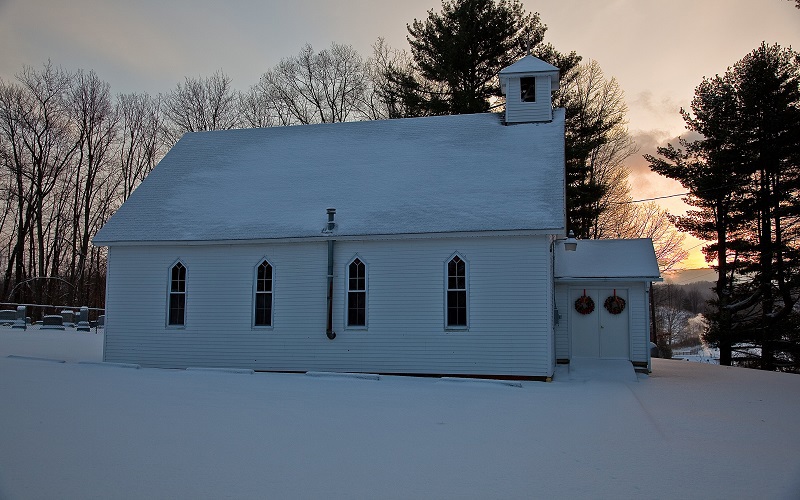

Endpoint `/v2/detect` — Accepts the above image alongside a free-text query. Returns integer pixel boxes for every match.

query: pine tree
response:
[400,0,578,115]
[647,43,800,370]
[731,43,800,370]
[396,1,638,240]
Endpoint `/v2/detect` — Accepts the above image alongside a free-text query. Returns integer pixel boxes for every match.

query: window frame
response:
[520,76,536,103]
[444,253,469,330]
[345,255,368,330]
[166,260,187,328]
[252,258,274,329]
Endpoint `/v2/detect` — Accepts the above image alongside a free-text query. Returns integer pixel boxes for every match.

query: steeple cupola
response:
[499,55,560,123]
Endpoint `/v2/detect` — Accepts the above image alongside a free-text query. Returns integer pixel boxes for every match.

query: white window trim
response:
[344,255,368,330]
[166,259,187,329]
[444,252,469,331]
[252,257,275,329]
[520,76,536,103]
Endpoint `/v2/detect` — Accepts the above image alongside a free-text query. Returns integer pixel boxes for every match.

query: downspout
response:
[325,208,336,340]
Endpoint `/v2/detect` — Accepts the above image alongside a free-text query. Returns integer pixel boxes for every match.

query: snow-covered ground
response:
[1,329,799,499]
[672,345,720,364]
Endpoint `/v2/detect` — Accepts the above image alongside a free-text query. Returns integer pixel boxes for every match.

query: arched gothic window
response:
[168,262,186,326]
[347,258,367,327]
[254,260,273,327]
[446,255,468,328]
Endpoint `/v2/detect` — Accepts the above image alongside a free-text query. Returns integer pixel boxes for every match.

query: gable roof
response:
[94,110,565,245]
[499,55,559,75]
[499,55,560,88]
[554,238,662,282]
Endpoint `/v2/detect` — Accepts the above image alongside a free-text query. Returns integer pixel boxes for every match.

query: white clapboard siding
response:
[628,282,649,363]
[504,76,553,123]
[104,235,554,378]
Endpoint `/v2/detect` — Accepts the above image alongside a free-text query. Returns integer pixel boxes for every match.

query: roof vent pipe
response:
[326,208,336,232]
[326,208,336,340]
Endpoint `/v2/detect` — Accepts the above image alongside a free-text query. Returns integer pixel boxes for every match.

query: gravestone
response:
[0,309,15,326]
[60,310,75,328]
[41,315,66,330]
[76,306,91,332]
[12,305,26,330]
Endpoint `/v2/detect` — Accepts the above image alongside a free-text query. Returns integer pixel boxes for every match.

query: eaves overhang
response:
[555,276,664,283]
[96,228,565,247]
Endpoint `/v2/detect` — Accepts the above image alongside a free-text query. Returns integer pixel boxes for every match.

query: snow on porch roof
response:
[94,110,566,245]
[554,238,662,282]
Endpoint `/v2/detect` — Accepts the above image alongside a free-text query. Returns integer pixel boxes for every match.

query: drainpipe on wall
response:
[325,208,337,340]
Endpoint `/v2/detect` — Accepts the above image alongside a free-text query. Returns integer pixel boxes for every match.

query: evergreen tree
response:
[647,43,800,370]
[732,43,800,370]
[399,0,578,115]
[394,1,638,238]
[648,73,751,365]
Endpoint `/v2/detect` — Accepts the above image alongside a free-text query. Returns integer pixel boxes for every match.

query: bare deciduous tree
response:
[601,201,688,272]
[363,38,420,120]
[366,38,450,119]
[253,43,372,125]
[67,69,118,304]
[116,92,167,201]
[0,64,134,309]
[239,73,297,128]
[0,62,80,303]
[653,284,688,355]
[164,70,239,140]
[558,60,638,238]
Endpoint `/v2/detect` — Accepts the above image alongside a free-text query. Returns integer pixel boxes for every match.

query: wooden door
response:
[598,288,629,359]
[570,287,630,359]
[571,288,600,357]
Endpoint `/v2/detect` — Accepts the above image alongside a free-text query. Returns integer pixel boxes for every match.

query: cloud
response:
[624,129,696,212]
[632,90,683,118]
[625,129,678,177]
[626,127,704,175]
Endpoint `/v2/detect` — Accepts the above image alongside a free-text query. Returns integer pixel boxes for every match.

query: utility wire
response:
[619,192,689,204]
[615,179,747,205]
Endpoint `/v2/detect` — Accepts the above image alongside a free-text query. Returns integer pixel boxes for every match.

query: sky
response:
[1,0,798,268]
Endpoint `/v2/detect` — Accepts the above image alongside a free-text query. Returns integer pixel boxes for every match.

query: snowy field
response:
[1,329,799,499]
[672,345,720,364]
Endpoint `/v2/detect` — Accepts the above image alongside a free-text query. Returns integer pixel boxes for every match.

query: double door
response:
[570,288,629,359]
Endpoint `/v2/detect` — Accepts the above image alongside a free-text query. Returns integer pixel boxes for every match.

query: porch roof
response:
[554,238,662,282]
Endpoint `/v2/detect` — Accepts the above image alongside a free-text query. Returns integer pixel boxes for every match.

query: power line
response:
[615,179,749,205]
[619,192,689,204]
[684,241,706,252]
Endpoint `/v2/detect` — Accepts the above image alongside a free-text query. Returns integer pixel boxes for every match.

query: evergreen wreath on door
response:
[574,290,595,315]
[604,290,626,315]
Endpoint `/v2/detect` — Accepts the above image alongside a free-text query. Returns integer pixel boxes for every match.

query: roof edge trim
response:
[555,277,664,282]
[95,228,565,247]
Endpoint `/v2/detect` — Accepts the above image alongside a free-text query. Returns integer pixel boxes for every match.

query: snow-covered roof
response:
[499,55,559,75]
[499,55,560,88]
[554,238,662,281]
[94,110,565,245]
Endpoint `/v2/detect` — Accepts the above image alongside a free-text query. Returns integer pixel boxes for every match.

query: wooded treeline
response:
[0,64,167,311]
[652,282,713,358]
[0,43,401,312]
[0,0,689,314]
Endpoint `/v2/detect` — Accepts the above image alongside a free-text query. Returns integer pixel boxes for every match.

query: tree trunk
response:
[716,208,732,366]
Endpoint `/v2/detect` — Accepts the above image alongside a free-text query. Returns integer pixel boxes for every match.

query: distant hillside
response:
[662,268,718,285]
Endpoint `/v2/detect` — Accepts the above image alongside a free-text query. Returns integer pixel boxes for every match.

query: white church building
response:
[93,55,661,379]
